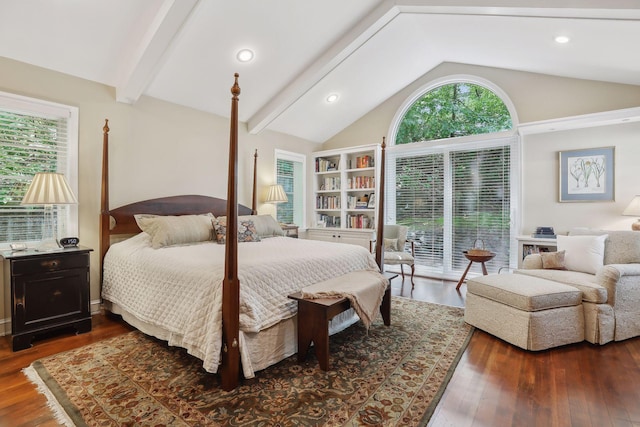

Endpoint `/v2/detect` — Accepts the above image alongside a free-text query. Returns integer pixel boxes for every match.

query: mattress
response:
[102,234,379,377]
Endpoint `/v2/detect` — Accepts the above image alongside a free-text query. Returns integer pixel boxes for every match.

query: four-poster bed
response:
[99,74,388,391]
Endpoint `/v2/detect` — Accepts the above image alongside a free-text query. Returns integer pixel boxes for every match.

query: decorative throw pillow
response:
[212,217,261,244]
[238,214,285,238]
[384,238,399,251]
[540,250,566,270]
[134,213,214,249]
[557,234,608,274]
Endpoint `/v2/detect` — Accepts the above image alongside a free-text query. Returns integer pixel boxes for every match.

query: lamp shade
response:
[623,196,640,216]
[21,172,78,205]
[265,184,288,203]
[623,195,640,231]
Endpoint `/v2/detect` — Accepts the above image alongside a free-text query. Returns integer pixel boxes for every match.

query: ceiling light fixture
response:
[326,93,339,103]
[236,49,254,62]
[554,35,570,44]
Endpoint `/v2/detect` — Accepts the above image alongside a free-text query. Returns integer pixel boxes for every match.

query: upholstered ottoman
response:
[464,274,584,350]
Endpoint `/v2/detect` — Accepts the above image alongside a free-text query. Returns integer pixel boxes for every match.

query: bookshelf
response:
[308,144,380,248]
[516,236,558,268]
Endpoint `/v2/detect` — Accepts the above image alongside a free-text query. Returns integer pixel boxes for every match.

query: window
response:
[0,91,79,247]
[387,78,518,278]
[274,149,306,227]
[396,82,512,144]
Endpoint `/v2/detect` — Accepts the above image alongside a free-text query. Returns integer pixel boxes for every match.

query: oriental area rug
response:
[24,297,473,427]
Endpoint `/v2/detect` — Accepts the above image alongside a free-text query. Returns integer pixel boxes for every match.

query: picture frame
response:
[559,146,615,202]
[367,192,375,209]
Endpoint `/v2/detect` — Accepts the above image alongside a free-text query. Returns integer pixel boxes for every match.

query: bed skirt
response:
[103,300,359,378]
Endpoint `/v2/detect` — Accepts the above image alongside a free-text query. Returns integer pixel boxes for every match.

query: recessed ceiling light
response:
[554,35,570,44]
[236,49,254,62]
[326,93,339,103]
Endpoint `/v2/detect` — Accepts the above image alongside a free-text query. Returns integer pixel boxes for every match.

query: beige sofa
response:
[516,230,640,345]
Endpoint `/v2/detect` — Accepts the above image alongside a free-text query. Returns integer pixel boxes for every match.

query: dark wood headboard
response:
[107,195,252,235]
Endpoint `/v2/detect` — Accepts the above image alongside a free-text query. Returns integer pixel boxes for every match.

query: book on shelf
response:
[317,214,340,228]
[355,155,374,169]
[316,195,340,210]
[348,175,374,189]
[319,177,340,191]
[315,157,339,172]
[522,244,552,257]
[346,213,373,229]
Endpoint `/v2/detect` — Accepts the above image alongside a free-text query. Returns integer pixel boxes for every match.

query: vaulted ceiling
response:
[1,1,639,143]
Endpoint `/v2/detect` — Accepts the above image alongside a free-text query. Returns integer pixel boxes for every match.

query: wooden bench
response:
[288,271,397,371]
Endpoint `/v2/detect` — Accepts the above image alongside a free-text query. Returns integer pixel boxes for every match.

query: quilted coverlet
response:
[102,234,379,375]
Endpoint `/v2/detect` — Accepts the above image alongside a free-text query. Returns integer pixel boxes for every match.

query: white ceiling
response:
[1,0,640,143]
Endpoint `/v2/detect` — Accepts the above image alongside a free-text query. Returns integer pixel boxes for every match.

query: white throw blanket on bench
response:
[300,269,389,329]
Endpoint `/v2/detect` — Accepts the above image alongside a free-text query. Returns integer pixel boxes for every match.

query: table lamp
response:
[21,172,78,251]
[622,195,640,231]
[265,184,288,204]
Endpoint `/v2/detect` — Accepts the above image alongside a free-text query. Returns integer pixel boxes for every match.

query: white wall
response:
[322,62,640,235]
[0,56,318,321]
[521,122,640,234]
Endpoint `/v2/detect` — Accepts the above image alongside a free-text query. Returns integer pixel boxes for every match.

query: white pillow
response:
[134,213,214,248]
[556,234,607,274]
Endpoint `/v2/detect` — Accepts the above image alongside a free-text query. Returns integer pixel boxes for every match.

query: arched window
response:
[396,82,512,144]
[387,78,519,280]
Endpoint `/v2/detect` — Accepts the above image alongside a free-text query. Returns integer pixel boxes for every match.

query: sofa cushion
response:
[515,269,607,304]
[467,274,582,312]
[569,229,640,265]
[557,234,607,274]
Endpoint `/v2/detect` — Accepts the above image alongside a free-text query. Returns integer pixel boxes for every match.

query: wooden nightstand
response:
[1,246,92,351]
[280,224,299,238]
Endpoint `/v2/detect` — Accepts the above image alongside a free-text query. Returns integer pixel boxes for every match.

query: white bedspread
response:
[102,234,379,375]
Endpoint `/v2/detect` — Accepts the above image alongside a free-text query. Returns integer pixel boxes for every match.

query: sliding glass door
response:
[386,137,517,279]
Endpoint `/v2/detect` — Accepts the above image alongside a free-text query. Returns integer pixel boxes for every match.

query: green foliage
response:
[0,112,59,206]
[396,83,512,144]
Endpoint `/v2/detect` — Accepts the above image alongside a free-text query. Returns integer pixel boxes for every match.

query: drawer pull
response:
[41,260,60,269]
[53,290,62,297]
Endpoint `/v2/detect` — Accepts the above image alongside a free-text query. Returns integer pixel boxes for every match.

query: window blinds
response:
[0,107,71,244]
[276,158,295,224]
[387,139,513,277]
[450,146,511,271]
[394,153,445,269]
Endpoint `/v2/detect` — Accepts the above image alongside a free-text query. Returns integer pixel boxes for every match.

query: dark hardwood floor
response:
[1,275,639,426]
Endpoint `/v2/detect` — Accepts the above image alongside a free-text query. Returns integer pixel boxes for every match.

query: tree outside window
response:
[396,83,512,144]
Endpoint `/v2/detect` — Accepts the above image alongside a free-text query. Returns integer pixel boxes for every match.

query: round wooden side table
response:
[456,251,496,290]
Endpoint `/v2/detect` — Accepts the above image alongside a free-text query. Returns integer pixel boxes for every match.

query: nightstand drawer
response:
[11,253,89,276]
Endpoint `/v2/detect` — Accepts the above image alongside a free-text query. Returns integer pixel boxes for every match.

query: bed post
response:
[100,119,110,284]
[374,137,386,271]
[252,149,258,214]
[221,73,241,391]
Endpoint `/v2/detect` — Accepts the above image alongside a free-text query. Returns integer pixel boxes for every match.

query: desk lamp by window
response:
[623,195,640,231]
[21,172,78,251]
